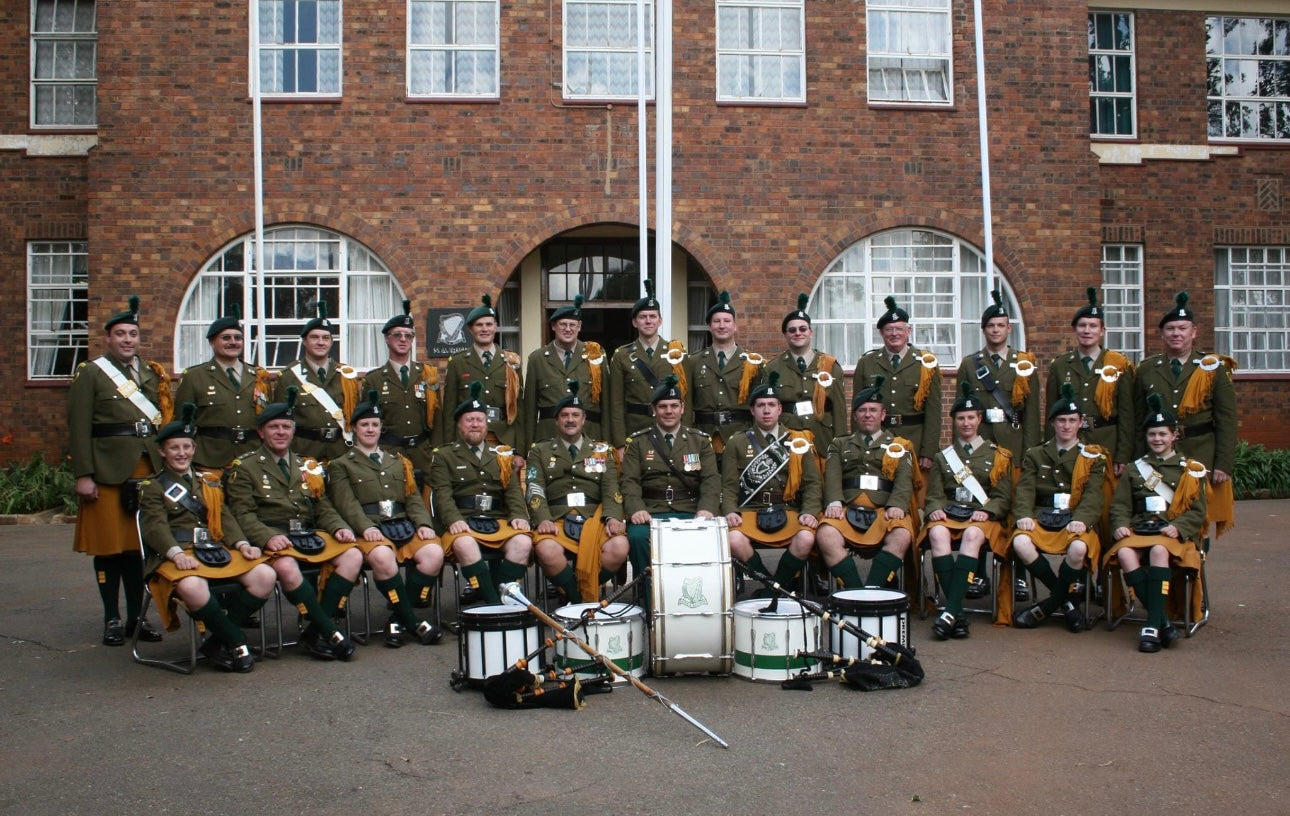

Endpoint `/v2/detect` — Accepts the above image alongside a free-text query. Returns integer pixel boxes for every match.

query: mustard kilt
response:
[147,550,269,632]
[819,430,917,549]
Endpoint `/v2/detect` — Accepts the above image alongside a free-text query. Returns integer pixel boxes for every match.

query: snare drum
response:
[649,517,734,675]
[732,598,820,682]
[553,602,646,682]
[457,604,544,689]
[827,588,910,661]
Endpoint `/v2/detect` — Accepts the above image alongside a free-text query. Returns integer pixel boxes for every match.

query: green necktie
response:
[1082,355,1093,373]
[664,433,674,450]
[277,458,290,481]
[1171,359,1183,379]
[991,353,1002,368]
[962,443,972,457]
[863,435,873,447]
[370,452,381,464]
[646,346,654,358]
[482,351,493,367]
[797,356,806,373]
[891,354,900,369]
[226,367,240,388]
[316,366,326,380]
[717,351,727,370]
[569,444,578,460]
[183,473,194,489]
[563,350,572,369]
[400,364,409,388]
[470,445,481,459]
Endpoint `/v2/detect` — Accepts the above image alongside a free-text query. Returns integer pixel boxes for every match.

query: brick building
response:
[1,0,1287,462]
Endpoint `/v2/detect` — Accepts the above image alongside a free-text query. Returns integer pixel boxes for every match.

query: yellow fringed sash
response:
[253,368,273,414]
[666,340,688,397]
[420,363,440,426]
[584,341,605,403]
[1070,444,1107,508]
[1167,460,1207,520]
[912,352,938,410]
[812,354,836,418]
[1010,351,1036,406]
[197,471,225,543]
[300,458,326,498]
[1095,351,1131,419]
[882,436,915,480]
[400,454,418,498]
[495,446,514,489]
[337,366,361,431]
[783,431,813,502]
[1177,354,1237,420]
[146,360,174,424]
[502,350,522,424]
[988,446,1013,486]
[736,352,764,404]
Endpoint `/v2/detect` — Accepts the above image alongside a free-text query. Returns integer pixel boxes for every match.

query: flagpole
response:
[637,0,649,296]
[654,0,673,337]
[249,0,268,368]
[972,0,995,294]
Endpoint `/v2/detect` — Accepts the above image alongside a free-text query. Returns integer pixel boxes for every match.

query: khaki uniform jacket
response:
[523,341,604,445]
[763,349,848,452]
[1109,452,1207,542]
[274,360,354,462]
[621,426,720,516]
[683,344,763,445]
[605,337,680,447]
[68,356,163,484]
[525,437,624,525]
[224,446,349,547]
[362,360,438,473]
[435,347,524,451]
[175,359,269,469]
[1013,441,1107,528]
[428,441,528,527]
[138,468,247,573]
[852,347,943,461]
[956,348,1041,458]
[1046,348,1135,465]
[925,440,1012,519]
[720,428,822,515]
[822,430,915,510]
[326,447,435,532]
[1133,353,1237,473]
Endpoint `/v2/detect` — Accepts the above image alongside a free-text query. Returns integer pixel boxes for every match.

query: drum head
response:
[733,598,807,620]
[460,604,537,631]
[828,588,908,615]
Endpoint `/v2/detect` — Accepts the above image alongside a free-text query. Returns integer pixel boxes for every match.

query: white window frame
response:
[1206,15,1290,142]
[254,0,343,97]
[30,0,97,128]
[1088,11,1136,139]
[175,226,403,372]
[407,0,500,99]
[866,0,952,106]
[28,241,90,379]
[715,0,805,104]
[1215,245,1290,372]
[809,228,1023,367]
[1100,244,1144,363]
[563,0,654,100]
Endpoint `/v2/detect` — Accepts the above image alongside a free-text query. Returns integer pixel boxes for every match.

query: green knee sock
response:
[944,553,977,617]
[627,525,651,577]
[744,551,770,580]
[191,596,247,646]
[829,556,863,589]
[1026,555,1060,596]
[494,560,528,602]
[1145,565,1172,630]
[599,567,616,585]
[404,566,436,607]
[376,575,420,629]
[93,556,123,621]
[120,550,146,625]
[1054,562,1084,605]
[771,553,808,587]
[284,582,339,637]
[865,550,903,588]
[318,574,356,620]
[1122,566,1147,608]
[547,564,581,604]
[931,554,955,601]
[460,561,498,605]
[223,588,268,626]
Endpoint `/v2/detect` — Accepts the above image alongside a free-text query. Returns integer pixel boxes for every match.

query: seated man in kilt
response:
[922,383,1014,640]
[1008,384,1108,632]
[815,376,919,589]
[528,382,628,604]
[224,388,362,661]
[326,391,444,647]
[721,373,838,591]
[139,405,277,672]
[1105,393,1208,653]
[428,382,533,605]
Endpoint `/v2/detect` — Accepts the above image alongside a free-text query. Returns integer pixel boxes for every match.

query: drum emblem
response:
[678,575,708,608]
[760,632,778,651]
[606,635,623,655]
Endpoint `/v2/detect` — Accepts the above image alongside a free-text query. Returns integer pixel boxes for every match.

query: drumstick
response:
[501,582,729,749]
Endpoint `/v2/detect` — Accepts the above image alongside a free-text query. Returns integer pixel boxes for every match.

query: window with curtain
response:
[867,0,951,105]
[1215,245,1290,371]
[1206,15,1290,141]
[256,0,342,96]
[1088,11,1136,138]
[564,0,654,99]
[809,228,1023,366]
[175,226,403,371]
[28,241,89,379]
[715,0,805,103]
[1100,244,1143,362]
[31,0,97,127]
[408,0,499,97]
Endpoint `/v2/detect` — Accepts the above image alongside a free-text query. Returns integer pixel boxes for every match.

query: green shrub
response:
[0,454,77,515]
[1232,440,1290,500]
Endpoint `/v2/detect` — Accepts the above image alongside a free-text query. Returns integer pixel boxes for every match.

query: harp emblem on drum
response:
[606,635,623,655]
[760,632,778,651]
[678,575,708,608]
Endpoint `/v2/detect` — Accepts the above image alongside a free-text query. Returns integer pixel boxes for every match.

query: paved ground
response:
[2,501,1288,816]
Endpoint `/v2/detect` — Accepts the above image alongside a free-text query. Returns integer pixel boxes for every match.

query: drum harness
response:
[972,352,1021,428]
[940,444,988,520]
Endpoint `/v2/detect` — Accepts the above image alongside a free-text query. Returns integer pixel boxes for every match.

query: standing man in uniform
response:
[1133,292,1237,543]
[605,280,688,458]
[684,290,765,460]
[620,377,721,577]
[436,294,525,466]
[523,295,608,447]
[528,383,629,603]
[68,296,170,646]
[273,302,360,463]
[175,305,273,472]
[764,294,848,457]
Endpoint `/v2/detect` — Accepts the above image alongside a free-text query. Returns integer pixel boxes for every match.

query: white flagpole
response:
[972,0,995,294]
[249,1,268,368]
[637,0,649,294]
[654,0,673,337]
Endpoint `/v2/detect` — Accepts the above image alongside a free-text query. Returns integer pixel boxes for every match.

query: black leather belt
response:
[454,496,502,511]
[643,487,691,501]
[1082,415,1118,430]
[744,492,786,506]
[1180,421,1215,439]
[883,413,924,427]
[198,426,253,444]
[92,421,155,438]
[294,425,345,442]
[626,402,653,416]
[264,519,316,532]
[380,431,428,448]
[537,405,602,422]
[781,399,830,416]
[361,501,406,517]
[842,476,894,492]
[695,408,751,425]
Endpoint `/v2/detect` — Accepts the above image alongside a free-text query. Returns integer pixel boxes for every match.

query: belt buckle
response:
[288,519,305,534]
[406,435,420,447]
[887,414,902,426]
[232,428,247,443]
[321,427,339,442]
[134,420,152,437]
[474,494,493,512]
[1080,416,1091,430]
[761,491,773,505]
[192,527,211,547]
[714,410,731,425]
[378,500,394,519]
[664,485,675,503]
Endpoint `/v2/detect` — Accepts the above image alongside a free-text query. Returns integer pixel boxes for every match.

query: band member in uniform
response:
[1133,291,1237,544]
[273,302,360,462]
[605,280,688,457]
[138,405,275,672]
[721,374,838,591]
[326,392,443,646]
[528,382,628,603]
[224,389,361,660]
[68,296,170,646]
[1046,288,1135,473]
[684,290,765,459]
[428,383,534,606]
[435,294,525,466]
[1106,394,1208,652]
[852,296,942,489]
[523,295,607,447]
[174,305,273,471]
[921,383,1013,640]
[815,376,918,589]
[1008,385,1108,631]
[764,294,848,456]
[620,376,721,577]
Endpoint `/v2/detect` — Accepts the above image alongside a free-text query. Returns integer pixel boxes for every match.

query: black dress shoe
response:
[964,575,990,600]
[300,624,336,661]
[931,611,956,641]
[1059,601,1085,633]
[1014,604,1046,629]
[951,616,971,639]
[1159,622,1180,649]
[228,643,255,673]
[1138,626,1162,653]
[415,620,442,645]
[459,584,481,605]
[327,630,356,662]
[1014,577,1030,603]
[102,618,125,646]
[126,618,163,643]
[384,617,405,649]
[199,637,239,672]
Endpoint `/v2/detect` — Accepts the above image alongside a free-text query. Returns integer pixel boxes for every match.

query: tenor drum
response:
[732,598,820,682]
[827,588,910,661]
[552,602,646,682]
[649,517,734,675]
[457,604,544,689]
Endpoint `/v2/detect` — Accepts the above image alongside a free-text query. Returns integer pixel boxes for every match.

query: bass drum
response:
[732,598,820,682]
[552,602,647,683]
[827,588,910,661]
[457,604,544,689]
[649,517,734,675]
